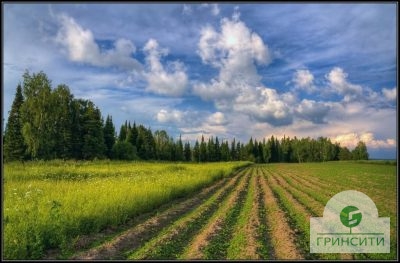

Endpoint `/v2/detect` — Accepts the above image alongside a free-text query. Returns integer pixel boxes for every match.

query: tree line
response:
[3,71,369,162]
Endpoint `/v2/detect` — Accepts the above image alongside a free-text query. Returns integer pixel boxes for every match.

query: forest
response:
[3,71,369,163]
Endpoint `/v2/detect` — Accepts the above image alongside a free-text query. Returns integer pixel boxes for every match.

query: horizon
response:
[3,3,397,159]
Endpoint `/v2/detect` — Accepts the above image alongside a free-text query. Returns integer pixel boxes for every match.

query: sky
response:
[2,3,397,159]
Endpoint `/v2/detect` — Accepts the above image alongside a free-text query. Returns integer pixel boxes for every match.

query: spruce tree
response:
[176,135,184,161]
[193,140,200,162]
[118,121,128,142]
[51,84,73,159]
[81,101,106,160]
[200,135,207,162]
[128,122,138,147]
[4,84,26,161]
[103,115,116,159]
[184,141,191,161]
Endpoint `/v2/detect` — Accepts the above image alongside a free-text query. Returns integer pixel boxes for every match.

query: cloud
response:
[156,109,184,123]
[180,112,228,138]
[295,99,330,124]
[55,13,142,71]
[326,67,363,102]
[196,14,270,69]
[182,4,192,15]
[207,111,227,125]
[210,4,220,16]
[200,3,220,16]
[332,132,396,149]
[382,87,397,101]
[193,10,295,127]
[55,14,188,97]
[155,109,230,141]
[143,38,188,96]
[232,87,293,125]
[292,69,316,93]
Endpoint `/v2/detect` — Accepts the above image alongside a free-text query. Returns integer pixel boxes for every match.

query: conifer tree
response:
[184,141,191,161]
[4,84,26,161]
[103,115,116,159]
[193,140,200,162]
[118,121,127,142]
[200,135,207,162]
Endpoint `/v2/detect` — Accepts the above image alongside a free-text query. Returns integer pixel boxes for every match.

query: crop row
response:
[3,161,250,259]
[5,162,395,260]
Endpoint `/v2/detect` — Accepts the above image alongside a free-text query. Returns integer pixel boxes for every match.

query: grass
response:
[226,170,258,259]
[265,162,397,260]
[3,160,396,260]
[3,160,250,259]
[127,169,245,259]
[202,171,251,259]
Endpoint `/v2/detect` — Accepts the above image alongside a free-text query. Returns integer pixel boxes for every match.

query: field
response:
[3,161,397,260]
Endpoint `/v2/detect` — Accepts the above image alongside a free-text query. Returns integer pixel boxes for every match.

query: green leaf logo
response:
[340,206,362,233]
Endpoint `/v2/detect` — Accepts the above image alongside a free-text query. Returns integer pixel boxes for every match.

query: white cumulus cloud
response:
[331,132,396,149]
[326,67,363,102]
[292,69,316,93]
[143,39,188,96]
[156,109,184,123]
[207,112,227,125]
[295,99,330,124]
[55,14,142,71]
[233,87,293,125]
[200,3,220,16]
[193,10,294,127]
[382,87,397,101]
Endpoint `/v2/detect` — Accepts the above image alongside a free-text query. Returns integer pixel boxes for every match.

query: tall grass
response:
[3,160,250,259]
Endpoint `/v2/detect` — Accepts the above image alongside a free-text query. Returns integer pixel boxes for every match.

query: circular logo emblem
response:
[340,206,362,229]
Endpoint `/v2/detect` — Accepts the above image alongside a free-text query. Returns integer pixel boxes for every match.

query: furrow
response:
[279,171,356,260]
[258,167,303,259]
[72,169,245,260]
[127,169,247,259]
[265,169,320,259]
[226,170,261,259]
[197,168,252,259]
[181,168,252,259]
[273,173,324,217]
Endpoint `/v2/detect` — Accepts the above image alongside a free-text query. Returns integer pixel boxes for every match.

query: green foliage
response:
[51,84,74,159]
[81,101,106,160]
[4,84,26,161]
[4,70,371,164]
[193,140,200,162]
[103,115,116,159]
[338,146,352,160]
[126,122,138,147]
[5,71,110,161]
[112,141,137,160]
[20,70,53,159]
[352,141,369,160]
[118,121,128,142]
[200,136,207,162]
[3,161,249,259]
[184,142,191,161]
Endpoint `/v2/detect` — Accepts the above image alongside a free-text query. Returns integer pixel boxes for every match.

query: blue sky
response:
[3,3,397,159]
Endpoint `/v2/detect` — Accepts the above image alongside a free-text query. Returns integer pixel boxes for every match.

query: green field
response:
[3,161,397,260]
